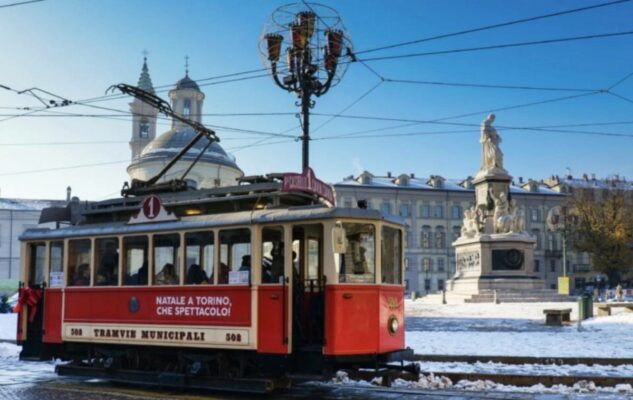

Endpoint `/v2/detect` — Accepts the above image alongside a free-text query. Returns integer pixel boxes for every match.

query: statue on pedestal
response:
[480,113,504,172]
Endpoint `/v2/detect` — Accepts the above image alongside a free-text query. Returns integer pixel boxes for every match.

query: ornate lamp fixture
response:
[260,3,352,170]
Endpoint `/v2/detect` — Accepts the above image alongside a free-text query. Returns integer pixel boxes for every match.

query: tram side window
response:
[123,236,148,286]
[262,226,284,284]
[336,223,375,284]
[381,226,403,284]
[185,231,214,285]
[49,241,64,288]
[28,243,46,287]
[153,234,180,285]
[219,228,250,284]
[68,239,91,287]
[95,238,119,286]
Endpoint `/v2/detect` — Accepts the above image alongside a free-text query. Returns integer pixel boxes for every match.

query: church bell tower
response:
[129,56,158,160]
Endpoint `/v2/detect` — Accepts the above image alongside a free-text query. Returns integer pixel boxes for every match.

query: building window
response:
[451,205,462,219]
[399,203,410,218]
[405,227,414,248]
[550,260,556,273]
[548,233,556,251]
[534,260,540,272]
[421,226,432,248]
[438,279,445,291]
[435,226,445,248]
[422,257,432,272]
[434,205,444,219]
[381,202,392,216]
[531,208,540,222]
[424,279,431,291]
[420,203,430,218]
[183,98,192,117]
[344,198,353,208]
[139,119,149,138]
[452,226,461,241]
[437,258,445,272]
[531,229,541,249]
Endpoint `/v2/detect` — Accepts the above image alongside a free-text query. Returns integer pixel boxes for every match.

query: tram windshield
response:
[336,223,375,284]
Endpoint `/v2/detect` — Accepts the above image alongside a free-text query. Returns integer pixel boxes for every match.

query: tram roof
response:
[21,205,404,241]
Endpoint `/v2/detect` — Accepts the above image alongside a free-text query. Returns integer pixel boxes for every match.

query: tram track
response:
[413,354,633,366]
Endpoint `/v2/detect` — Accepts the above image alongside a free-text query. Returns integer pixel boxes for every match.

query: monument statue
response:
[480,113,504,172]
[491,189,513,234]
[461,207,479,238]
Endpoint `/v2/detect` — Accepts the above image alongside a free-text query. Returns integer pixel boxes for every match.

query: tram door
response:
[291,224,324,351]
[20,242,47,358]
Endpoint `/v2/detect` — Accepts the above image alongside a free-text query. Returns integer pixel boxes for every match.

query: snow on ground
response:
[417,361,633,377]
[405,298,633,358]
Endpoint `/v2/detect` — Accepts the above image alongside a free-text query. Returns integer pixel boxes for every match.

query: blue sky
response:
[1,0,632,199]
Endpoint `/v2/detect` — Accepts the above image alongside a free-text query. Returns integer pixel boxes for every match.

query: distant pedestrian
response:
[616,283,623,302]
[592,287,600,302]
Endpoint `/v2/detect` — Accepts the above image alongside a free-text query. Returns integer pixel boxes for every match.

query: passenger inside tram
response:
[72,264,90,286]
[239,255,251,272]
[186,263,208,284]
[155,263,178,285]
[96,241,118,286]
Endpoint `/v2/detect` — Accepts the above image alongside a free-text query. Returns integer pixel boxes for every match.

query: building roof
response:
[174,74,200,91]
[137,57,155,94]
[0,198,66,211]
[129,127,241,172]
[334,173,565,196]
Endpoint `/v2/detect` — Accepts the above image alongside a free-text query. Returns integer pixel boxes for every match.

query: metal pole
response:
[562,232,567,277]
[300,86,310,171]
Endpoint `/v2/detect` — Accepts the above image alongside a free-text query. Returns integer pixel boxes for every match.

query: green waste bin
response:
[578,295,593,320]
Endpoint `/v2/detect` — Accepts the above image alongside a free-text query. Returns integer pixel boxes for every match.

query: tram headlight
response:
[388,315,399,335]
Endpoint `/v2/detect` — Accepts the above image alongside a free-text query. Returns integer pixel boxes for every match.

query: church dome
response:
[175,74,200,91]
[132,127,241,171]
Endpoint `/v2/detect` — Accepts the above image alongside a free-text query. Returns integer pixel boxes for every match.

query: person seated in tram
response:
[270,242,284,283]
[96,242,118,285]
[186,263,208,284]
[218,262,230,284]
[239,255,251,272]
[155,263,178,285]
[72,263,90,286]
[135,261,148,285]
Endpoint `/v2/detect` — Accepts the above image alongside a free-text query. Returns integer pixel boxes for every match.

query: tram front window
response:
[381,226,403,284]
[123,236,148,286]
[262,226,284,284]
[219,228,251,284]
[68,239,91,287]
[336,223,375,284]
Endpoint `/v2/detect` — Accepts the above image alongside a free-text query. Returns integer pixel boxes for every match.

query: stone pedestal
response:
[449,233,545,295]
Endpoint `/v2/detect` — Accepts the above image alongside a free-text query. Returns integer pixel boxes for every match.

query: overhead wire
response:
[354,0,632,55]
[0,0,44,9]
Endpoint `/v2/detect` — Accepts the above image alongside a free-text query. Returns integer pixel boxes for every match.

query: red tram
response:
[16,170,410,392]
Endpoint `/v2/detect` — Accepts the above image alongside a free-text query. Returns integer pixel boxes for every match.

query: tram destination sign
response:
[281,167,335,205]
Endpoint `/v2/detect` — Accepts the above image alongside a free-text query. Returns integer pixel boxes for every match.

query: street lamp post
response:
[260,3,352,170]
[547,205,578,295]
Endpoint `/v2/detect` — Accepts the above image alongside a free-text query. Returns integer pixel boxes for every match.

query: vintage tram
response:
[15,169,409,392]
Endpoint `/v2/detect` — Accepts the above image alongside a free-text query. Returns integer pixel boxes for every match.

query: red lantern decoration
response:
[290,22,306,50]
[324,48,337,72]
[265,33,283,62]
[287,48,296,73]
[326,29,343,57]
[298,11,316,41]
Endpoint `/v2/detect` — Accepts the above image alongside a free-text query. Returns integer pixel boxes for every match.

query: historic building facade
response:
[334,171,632,295]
